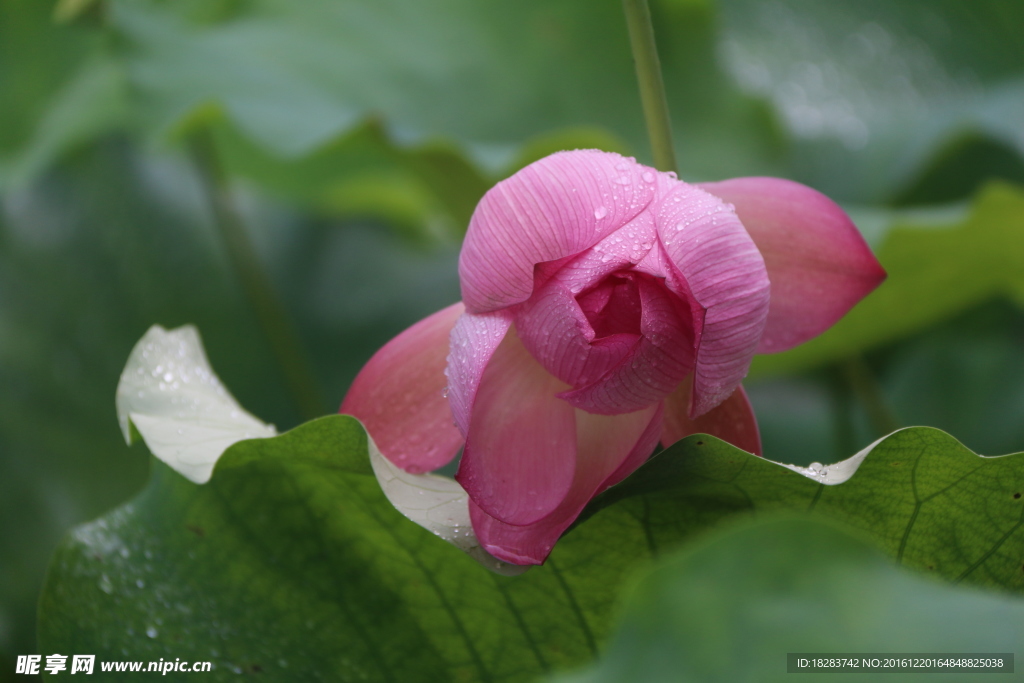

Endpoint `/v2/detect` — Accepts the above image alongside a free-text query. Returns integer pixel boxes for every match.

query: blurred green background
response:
[2,0,1024,679]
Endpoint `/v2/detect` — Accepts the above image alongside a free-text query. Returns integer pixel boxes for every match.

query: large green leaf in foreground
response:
[39,418,1024,679]
[555,517,1024,683]
[585,427,1024,591]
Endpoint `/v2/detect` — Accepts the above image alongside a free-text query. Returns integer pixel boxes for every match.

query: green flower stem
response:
[187,127,326,422]
[622,0,678,174]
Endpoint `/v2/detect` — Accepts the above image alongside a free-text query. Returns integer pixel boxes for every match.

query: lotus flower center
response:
[575,271,646,339]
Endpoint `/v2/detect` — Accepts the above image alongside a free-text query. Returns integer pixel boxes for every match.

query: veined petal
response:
[445,308,514,436]
[455,329,577,526]
[661,375,761,455]
[469,403,663,565]
[655,180,770,417]
[459,150,657,313]
[560,274,696,414]
[699,177,886,353]
[515,278,638,390]
[551,211,658,293]
[340,303,464,473]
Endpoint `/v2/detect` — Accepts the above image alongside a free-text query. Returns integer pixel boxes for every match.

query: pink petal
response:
[655,180,771,417]
[549,210,659,293]
[455,329,577,526]
[515,277,639,390]
[340,302,465,473]
[445,309,513,436]
[661,375,761,455]
[699,177,886,353]
[459,150,658,313]
[469,403,663,565]
[559,274,696,414]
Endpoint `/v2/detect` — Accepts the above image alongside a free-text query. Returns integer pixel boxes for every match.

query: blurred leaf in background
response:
[2,0,1024,679]
[716,0,1024,203]
[554,517,1024,683]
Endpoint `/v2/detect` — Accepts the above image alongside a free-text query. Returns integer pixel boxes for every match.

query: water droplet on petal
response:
[594,205,608,220]
[642,171,655,183]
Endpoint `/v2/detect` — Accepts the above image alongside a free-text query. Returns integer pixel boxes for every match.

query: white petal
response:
[367,433,528,576]
[115,325,276,484]
[366,432,528,577]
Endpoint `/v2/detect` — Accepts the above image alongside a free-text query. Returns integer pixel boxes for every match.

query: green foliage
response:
[717,0,1024,202]
[0,0,99,157]
[40,418,640,681]
[586,428,1024,592]
[554,517,1024,683]
[0,140,460,679]
[5,0,1024,243]
[891,133,1024,207]
[38,402,1024,680]
[6,0,1024,679]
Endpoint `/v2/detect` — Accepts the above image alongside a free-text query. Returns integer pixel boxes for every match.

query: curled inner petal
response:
[560,273,697,414]
[516,268,697,415]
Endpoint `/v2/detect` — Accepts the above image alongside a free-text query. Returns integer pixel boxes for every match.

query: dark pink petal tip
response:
[700,177,886,354]
[661,376,761,455]
[341,302,465,473]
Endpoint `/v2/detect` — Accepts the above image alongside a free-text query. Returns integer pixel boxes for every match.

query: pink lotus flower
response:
[342,150,885,566]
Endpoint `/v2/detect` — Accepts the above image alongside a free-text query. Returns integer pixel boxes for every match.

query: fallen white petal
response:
[115,324,277,484]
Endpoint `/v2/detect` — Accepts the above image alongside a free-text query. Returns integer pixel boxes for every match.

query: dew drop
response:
[146,626,158,639]
[594,205,608,220]
[642,171,655,183]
